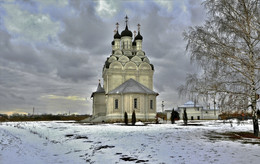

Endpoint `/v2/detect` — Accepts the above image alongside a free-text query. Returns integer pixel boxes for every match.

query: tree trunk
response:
[250,81,259,137]
[253,114,259,137]
[252,99,259,137]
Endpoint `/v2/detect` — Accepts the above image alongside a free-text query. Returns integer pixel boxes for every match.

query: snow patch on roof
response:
[179,101,203,108]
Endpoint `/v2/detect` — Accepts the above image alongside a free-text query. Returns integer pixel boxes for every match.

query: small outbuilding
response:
[177,101,219,120]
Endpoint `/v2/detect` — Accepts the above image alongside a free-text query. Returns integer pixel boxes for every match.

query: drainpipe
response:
[146,94,148,121]
[121,93,124,121]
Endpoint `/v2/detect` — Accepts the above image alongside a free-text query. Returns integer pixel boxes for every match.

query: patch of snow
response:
[0,120,259,164]
[135,121,145,126]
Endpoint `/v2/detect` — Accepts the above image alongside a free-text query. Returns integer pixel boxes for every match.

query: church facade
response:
[91,16,158,122]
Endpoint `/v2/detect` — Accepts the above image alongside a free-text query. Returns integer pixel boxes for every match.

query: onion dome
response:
[111,40,115,45]
[135,31,143,40]
[135,24,143,40]
[114,31,121,39]
[121,25,132,37]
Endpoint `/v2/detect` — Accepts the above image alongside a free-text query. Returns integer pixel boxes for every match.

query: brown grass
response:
[206,131,260,145]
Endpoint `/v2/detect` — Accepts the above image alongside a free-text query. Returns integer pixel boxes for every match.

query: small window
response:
[191,116,194,120]
[197,116,200,120]
[115,99,119,109]
[150,100,153,109]
[134,98,137,109]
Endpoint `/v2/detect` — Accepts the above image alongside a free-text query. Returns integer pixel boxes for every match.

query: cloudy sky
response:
[0,0,206,115]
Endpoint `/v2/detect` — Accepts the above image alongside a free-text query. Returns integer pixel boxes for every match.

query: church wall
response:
[103,68,154,92]
[121,36,132,50]
[105,93,157,122]
[107,95,121,115]
[93,93,106,116]
[148,95,157,113]
[139,75,150,89]
[110,74,123,91]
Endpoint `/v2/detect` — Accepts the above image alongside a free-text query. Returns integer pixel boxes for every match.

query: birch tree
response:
[182,0,260,136]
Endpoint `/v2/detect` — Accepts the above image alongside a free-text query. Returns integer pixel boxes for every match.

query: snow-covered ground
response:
[0,120,259,164]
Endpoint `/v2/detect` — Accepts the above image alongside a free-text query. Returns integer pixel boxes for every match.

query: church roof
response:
[108,78,158,95]
[135,31,143,40]
[114,30,121,39]
[96,83,105,93]
[121,25,133,37]
[91,82,105,97]
[179,101,203,108]
[132,40,136,46]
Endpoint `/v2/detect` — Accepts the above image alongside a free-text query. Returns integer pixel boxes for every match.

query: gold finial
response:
[116,22,119,31]
[134,30,137,37]
[137,24,141,32]
[114,29,117,34]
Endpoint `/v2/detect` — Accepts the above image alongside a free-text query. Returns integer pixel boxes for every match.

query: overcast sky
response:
[0,0,206,115]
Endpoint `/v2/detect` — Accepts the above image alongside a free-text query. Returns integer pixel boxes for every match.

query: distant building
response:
[177,101,219,120]
[89,16,158,123]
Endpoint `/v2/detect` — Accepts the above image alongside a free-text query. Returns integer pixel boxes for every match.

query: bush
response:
[132,110,136,125]
[124,112,128,125]
[183,109,188,125]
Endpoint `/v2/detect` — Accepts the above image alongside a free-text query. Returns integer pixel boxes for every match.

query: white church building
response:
[90,16,158,122]
[177,101,219,120]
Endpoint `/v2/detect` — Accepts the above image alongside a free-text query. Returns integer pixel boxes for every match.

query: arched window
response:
[134,98,137,109]
[150,100,153,109]
[115,99,119,109]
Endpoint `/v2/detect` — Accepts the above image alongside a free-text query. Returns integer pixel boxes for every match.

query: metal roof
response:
[179,101,203,108]
[108,78,158,95]
[91,83,105,97]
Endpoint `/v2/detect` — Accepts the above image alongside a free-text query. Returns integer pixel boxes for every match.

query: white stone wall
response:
[92,93,106,116]
[103,66,154,93]
[179,107,203,120]
[178,107,219,120]
[106,93,156,121]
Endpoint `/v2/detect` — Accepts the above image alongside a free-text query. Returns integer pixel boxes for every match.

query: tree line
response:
[0,113,90,122]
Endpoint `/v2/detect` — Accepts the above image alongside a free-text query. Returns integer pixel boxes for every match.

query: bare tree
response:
[182,0,260,136]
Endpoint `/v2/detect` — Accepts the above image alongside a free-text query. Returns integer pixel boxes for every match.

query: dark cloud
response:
[0,28,96,114]
[59,2,113,55]
[0,0,206,114]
